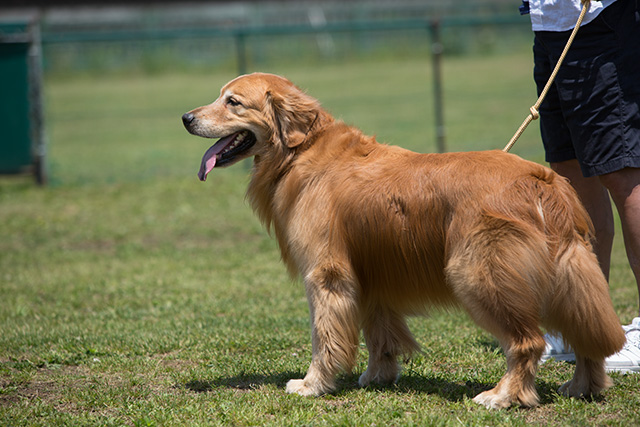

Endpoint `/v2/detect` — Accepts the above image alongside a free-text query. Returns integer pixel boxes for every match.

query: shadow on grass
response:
[396,373,570,406]
[183,370,565,405]
[184,371,303,393]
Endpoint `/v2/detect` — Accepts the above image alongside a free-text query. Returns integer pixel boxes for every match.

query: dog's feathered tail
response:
[531,168,625,363]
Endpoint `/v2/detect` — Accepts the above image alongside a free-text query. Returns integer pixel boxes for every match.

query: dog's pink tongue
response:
[198,134,236,181]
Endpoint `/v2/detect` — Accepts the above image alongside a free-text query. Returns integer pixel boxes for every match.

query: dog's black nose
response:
[182,112,195,128]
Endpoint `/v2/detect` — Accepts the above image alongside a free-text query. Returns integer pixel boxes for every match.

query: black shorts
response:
[533,0,640,177]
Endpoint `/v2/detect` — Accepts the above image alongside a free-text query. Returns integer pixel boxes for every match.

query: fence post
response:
[235,31,247,76]
[29,19,46,185]
[429,20,446,153]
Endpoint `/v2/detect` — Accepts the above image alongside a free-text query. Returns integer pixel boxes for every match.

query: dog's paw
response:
[558,380,578,397]
[285,379,323,397]
[358,368,399,387]
[559,371,612,399]
[358,371,374,388]
[473,390,513,409]
[558,379,593,398]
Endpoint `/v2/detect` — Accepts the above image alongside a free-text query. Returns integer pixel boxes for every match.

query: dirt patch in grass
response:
[1,365,88,412]
[0,357,196,418]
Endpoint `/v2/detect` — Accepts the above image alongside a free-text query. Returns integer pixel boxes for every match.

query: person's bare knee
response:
[599,168,640,206]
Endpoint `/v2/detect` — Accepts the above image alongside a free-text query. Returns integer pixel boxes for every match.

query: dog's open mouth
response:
[198,130,256,181]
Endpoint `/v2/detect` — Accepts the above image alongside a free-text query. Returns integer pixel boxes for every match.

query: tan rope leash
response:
[503,0,591,152]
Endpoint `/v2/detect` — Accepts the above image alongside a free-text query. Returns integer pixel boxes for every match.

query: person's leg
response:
[551,159,615,281]
[599,167,640,315]
[600,166,640,371]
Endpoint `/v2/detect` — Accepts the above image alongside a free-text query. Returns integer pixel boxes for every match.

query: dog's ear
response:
[265,88,320,148]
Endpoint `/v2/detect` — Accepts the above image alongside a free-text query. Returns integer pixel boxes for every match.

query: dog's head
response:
[182,73,325,181]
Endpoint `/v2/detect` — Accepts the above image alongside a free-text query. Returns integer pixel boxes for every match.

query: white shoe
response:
[540,333,575,363]
[605,317,640,374]
[540,318,640,373]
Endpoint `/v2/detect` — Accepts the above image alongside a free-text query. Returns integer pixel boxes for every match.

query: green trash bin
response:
[0,21,46,185]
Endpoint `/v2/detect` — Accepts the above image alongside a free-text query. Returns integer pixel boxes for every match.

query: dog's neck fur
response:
[246,109,334,270]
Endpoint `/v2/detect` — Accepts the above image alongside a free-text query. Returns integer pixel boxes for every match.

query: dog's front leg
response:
[286,264,360,396]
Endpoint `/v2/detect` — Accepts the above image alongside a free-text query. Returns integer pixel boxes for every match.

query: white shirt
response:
[529,0,617,31]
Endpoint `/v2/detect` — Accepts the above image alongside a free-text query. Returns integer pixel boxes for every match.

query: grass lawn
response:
[1,52,639,425]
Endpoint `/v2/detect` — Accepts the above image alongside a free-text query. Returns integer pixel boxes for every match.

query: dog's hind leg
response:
[359,308,420,387]
[473,333,546,409]
[286,263,360,396]
[446,216,551,408]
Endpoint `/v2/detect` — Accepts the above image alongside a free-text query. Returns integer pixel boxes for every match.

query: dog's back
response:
[289,143,575,311]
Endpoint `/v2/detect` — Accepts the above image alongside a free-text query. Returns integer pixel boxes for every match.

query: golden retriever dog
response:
[181,73,625,409]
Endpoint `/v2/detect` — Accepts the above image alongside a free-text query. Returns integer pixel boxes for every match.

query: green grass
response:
[2,53,640,425]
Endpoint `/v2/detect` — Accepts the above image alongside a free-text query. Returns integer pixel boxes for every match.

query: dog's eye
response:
[227,97,242,107]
